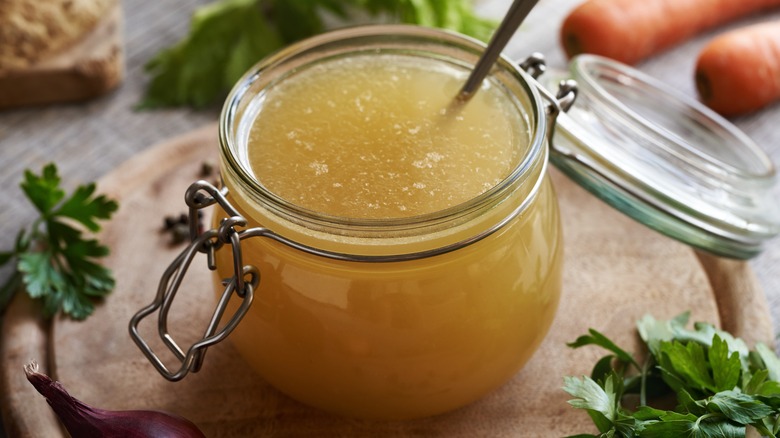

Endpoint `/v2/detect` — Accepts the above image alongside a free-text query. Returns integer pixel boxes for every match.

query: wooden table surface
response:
[1,0,779,435]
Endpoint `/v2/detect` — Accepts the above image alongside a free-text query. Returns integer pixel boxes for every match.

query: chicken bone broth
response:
[245,54,531,219]
[214,45,562,420]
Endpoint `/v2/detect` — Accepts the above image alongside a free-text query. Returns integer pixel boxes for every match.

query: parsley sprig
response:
[564,313,780,437]
[141,0,496,108]
[0,164,118,320]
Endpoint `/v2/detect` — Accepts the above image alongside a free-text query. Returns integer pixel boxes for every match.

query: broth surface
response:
[247,54,530,219]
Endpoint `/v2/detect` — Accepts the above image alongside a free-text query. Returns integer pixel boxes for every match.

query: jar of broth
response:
[217,25,568,420]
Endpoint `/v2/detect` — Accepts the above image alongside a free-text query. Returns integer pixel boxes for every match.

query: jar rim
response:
[218,24,549,236]
[571,55,775,179]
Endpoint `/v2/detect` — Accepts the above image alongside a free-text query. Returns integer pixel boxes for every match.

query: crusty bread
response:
[0,0,116,70]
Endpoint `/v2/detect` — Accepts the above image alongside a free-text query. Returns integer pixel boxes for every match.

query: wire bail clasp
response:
[518,52,578,147]
[129,181,257,381]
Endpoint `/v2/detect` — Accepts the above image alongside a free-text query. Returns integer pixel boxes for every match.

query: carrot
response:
[695,21,780,116]
[561,0,780,65]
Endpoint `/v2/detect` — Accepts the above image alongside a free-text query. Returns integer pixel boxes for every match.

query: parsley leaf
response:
[707,390,774,425]
[21,164,65,215]
[55,183,117,231]
[658,340,716,394]
[757,343,780,382]
[564,375,620,426]
[0,164,118,320]
[638,411,745,438]
[140,0,496,108]
[568,328,640,369]
[564,313,780,437]
[710,336,742,392]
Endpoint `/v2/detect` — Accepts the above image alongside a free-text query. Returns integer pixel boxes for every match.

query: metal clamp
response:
[518,53,579,146]
[519,52,547,79]
[129,181,258,381]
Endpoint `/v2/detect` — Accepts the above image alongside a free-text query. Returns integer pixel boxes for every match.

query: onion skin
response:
[24,361,206,438]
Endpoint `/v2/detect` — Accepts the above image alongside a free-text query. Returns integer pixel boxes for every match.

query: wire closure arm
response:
[129,181,259,381]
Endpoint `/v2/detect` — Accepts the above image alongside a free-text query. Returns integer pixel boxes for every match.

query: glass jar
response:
[209,25,564,420]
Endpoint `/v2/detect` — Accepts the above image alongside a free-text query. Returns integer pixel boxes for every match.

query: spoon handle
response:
[458,0,541,100]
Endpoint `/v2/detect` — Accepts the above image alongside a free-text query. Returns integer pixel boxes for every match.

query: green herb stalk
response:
[564,313,780,437]
[0,164,118,320]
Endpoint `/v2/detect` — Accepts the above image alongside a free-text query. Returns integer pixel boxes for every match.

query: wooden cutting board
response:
[0,3,123,109]
[1,124,773,437]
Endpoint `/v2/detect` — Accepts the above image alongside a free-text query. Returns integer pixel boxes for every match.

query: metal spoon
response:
[456,0,541,102]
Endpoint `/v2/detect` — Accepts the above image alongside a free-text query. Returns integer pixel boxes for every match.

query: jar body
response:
[214,25,563,419]
[213,175,562,419]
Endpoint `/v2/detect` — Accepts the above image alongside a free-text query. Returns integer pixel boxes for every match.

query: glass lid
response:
[541,54,780,259]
